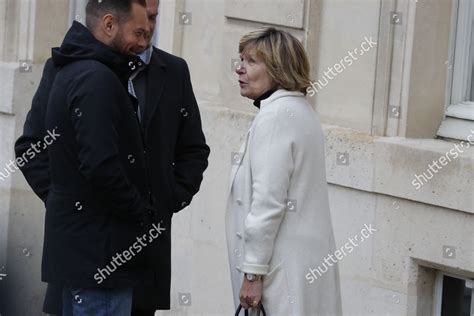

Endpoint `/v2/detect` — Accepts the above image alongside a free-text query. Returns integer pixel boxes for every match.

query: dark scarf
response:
[253,89,277,109]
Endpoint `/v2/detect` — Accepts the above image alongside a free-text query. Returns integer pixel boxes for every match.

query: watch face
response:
[246,274,255,281]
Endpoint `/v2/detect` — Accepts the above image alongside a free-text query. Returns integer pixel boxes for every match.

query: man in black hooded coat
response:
[15,0,168,314]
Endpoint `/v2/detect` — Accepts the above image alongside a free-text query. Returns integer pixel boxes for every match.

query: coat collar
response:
[228,89,305,194]
[148,46,167,68]
[52,21,143,85]
[252,89,277,109]
[143,47,167,134]
[259,89,305,109]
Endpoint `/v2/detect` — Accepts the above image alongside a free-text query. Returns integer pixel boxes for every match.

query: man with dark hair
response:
[15,0,160,315]
[85,0,149,55]
[15,0,210,315]
[85,0,145,30]
[127,0,211,314]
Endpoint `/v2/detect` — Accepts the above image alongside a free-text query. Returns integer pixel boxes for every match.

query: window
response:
[434,272,474,316]
[450,0,474,105]
[438,0,474,141]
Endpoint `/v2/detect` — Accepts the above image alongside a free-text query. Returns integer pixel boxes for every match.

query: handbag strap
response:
[235,303,266,316]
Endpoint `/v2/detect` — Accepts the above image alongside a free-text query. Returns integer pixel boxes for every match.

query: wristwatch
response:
[245,273,263,282]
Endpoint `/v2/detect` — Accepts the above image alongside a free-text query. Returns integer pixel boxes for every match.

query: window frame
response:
[437,0,474,140]
[433,271,474,316]
[449,0,474,107]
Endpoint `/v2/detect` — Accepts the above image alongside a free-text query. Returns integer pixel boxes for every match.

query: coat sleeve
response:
[170,60,210,213]
[68,68,148,220]
[241,110,295,275]
[14,58,56,203]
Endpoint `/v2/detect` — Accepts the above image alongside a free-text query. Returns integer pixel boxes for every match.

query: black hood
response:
[52,21,142,81]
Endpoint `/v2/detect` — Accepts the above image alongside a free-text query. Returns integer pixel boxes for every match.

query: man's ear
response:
[101,14,117,36]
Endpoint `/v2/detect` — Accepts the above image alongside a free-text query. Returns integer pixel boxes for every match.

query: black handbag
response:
[235,303,267,316]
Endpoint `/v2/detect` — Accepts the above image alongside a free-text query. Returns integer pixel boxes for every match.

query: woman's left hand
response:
[239,277,263,309]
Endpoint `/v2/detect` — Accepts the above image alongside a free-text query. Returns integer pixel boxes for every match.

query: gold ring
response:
[252,300,258,307]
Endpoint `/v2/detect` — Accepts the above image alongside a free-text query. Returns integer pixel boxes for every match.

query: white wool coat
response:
[225,90,342,316]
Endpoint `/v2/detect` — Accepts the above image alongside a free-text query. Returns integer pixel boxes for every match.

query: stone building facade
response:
[0,0,472,315]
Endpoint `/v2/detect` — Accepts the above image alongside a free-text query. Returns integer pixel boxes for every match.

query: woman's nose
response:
[235,62,244,75]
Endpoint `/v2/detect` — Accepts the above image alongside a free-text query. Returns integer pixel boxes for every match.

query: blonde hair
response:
[239,27,312,94]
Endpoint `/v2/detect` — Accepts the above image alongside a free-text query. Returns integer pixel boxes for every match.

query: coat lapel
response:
[228,128,251,196]
[143,48,167,136]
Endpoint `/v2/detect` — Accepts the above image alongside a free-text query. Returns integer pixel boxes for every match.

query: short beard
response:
[109,29,132,56]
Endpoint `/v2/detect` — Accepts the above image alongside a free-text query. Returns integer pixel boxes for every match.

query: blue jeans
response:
[62,287,133,316]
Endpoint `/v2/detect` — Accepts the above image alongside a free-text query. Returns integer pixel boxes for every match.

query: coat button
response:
[236,198,243,205]
[236,232,242,239]
[234,249,241,257]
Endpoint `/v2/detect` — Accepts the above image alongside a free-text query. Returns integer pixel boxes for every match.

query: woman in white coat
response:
[226,27,342,316]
